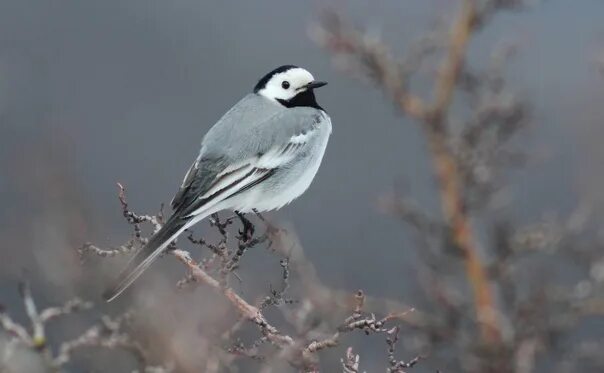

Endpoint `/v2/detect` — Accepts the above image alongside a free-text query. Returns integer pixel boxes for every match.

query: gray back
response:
[201,94,324,161]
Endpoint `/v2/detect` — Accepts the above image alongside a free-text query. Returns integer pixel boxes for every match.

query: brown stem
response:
[171,250,295,348]
[420,0,501,344]
[319,0,502,345]
[424,128,500,344]
[430,0,477,118]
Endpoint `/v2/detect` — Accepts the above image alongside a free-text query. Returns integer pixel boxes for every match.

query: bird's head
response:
[254,65,327,109]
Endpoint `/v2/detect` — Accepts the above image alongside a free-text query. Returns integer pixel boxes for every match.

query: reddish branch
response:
[172,249,295,348]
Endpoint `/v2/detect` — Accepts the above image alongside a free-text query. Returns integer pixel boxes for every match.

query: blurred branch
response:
[315,4,604,370]
[40,298,92,323]
[311,11,425,120]
[53,313,172,372]
[172,249,295,348]
[341,347,361,373]
[386,326,423,372]
[0,283,172,372]
[431,0,477,119]
[268,226,427,329]
[314,0,503,345]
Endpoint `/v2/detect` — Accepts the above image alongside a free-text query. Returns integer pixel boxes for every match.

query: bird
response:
[103,65,332,301]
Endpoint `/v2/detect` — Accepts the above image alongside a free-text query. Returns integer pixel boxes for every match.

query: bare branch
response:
[40,298,93,323]
[341,347,361,373]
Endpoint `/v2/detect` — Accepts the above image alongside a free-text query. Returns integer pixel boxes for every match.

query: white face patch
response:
[257,68,315,102]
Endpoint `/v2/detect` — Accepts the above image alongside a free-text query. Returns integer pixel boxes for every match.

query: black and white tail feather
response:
[102,213,189,301]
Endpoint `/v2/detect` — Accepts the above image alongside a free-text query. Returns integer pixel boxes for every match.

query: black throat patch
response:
[277,89,324,111]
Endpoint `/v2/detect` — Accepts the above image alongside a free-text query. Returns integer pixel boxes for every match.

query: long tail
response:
[103,212,192,302]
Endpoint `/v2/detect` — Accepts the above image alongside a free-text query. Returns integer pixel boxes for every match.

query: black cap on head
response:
[253,65,298,93]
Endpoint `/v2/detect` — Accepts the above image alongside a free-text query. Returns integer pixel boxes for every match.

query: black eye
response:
[281,81,290,89]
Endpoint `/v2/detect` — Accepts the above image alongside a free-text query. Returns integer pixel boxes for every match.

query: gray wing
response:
[171,94,325,217]
[169,154,226,213]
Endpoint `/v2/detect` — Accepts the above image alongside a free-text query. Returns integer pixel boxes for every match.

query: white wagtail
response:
[104,65,331,301]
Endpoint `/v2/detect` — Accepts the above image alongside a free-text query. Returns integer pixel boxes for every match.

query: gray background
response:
[1,0,603,371]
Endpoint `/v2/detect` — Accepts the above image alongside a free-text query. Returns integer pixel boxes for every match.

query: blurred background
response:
[1,0,603,372]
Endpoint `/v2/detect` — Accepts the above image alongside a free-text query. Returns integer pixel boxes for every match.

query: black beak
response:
[305,81,328,90]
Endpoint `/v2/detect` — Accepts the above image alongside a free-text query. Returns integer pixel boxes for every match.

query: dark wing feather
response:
[169,155,273,218]
[170,155,227,212]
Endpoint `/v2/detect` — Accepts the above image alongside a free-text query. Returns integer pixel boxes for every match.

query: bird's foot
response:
[235,211,255,242]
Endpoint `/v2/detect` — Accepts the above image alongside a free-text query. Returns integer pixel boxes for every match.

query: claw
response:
[235,211,255,242]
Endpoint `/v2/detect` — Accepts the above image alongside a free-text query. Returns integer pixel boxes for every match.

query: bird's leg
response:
[235,211,254,242]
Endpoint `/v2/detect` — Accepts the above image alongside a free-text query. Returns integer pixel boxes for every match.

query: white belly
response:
[233,114,332,212]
